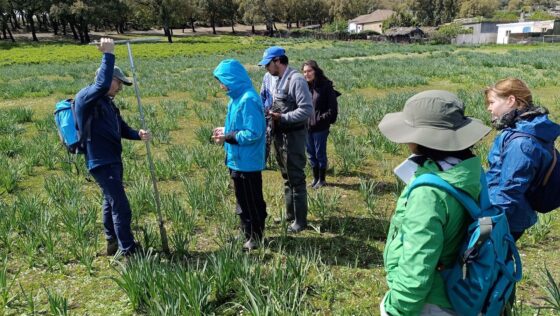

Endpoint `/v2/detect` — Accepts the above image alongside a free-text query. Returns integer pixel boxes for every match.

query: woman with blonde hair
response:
[485,77,560,240]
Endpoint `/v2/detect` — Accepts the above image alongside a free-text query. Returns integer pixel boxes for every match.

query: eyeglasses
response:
[266,58,279,67]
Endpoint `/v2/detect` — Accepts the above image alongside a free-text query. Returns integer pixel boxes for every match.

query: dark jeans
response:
[230,169,267,241]
[90,163,135,253]
[306,129,329,169]
[273,128,308,227]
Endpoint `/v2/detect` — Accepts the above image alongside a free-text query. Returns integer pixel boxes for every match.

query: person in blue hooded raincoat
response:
[212,59,267,250]
[485,78,560,240]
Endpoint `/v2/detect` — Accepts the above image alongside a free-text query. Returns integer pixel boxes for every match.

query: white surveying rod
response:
[124,40,170,254]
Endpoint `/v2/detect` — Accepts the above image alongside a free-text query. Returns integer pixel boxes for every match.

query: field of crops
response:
[0,36,559,315]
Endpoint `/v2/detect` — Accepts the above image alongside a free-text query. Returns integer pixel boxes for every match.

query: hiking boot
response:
[106,239,118,256]
[242,239,259,251]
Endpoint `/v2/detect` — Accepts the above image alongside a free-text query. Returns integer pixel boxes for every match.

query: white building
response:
[496,20,555,44]
[348,10,395,34]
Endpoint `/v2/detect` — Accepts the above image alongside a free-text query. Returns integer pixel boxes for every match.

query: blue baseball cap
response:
[258,46,286,66]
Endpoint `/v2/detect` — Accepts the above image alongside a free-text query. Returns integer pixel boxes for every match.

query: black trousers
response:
[230,169,267,241]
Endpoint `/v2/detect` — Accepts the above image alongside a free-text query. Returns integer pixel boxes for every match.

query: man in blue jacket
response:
[74,38,150,256]
[212,59,267,250]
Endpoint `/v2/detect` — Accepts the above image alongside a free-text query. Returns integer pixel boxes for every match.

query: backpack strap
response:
[542,148,557,186]
[70,99,98,153]
[406,173,482,219]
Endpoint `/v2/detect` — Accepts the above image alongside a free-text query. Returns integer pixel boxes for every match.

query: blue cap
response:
[258,46,286,66]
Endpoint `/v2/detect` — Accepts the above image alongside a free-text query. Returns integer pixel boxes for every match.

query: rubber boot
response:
[288,183,308,233]
[284,185,295,222]
[313,168,327,189]
[309,167,319,188]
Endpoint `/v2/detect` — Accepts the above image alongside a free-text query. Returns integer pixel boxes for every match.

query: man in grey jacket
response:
[258,46,313,233]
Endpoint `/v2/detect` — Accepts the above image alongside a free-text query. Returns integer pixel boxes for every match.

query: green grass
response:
[0,37,559,315]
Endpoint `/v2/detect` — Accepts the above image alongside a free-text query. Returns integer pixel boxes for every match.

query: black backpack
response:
[330,89,342,124]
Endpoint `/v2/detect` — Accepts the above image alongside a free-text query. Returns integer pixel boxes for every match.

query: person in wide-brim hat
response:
[379,90,490,151]
[379,90,491,316]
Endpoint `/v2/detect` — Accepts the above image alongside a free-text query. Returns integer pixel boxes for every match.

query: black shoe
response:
[106,239,118,256]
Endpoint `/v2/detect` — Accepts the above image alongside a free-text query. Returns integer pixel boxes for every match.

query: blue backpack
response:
[53,99,92,154]
[406,173,522,316]
[502,131,560,213]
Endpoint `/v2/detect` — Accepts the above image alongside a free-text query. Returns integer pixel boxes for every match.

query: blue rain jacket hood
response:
[486,114,560,233]
[213,59,266,172]
[214,59,254,99]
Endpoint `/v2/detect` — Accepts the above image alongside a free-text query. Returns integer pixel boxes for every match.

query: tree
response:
[431,22,471,43]
[459,0,500,18]
[328,0,367,20]
[491,10,519,21]
[307,0,329,26]
[263,0,285,36]
[382,9,416,31]
[528,9,556,20]
[0,0,15,41]
[198,0,221,34]
[124,0,157,31]
[238,0,264,33]
[133,0,187,43]
[177,0,199,33]
[221,0,239,33]
[50,0,80,40]
[506,0,522,10]
[411,0,459,26]
[102,0,131,34]
[70,0,94,43]
[11,0,50,41]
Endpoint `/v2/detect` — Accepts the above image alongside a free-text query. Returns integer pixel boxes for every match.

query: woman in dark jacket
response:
[302,60,339,189]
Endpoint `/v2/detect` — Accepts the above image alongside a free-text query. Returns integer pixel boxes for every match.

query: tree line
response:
[0,0,557,43]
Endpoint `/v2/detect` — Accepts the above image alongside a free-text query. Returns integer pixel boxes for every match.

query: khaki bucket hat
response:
[378,90,491,151]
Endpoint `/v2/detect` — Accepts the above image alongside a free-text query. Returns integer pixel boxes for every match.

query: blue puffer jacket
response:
[486,114,560,233]
[213,59,266,172]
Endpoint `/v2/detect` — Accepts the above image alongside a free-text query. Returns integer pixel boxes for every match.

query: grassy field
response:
[0,36,559,315]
